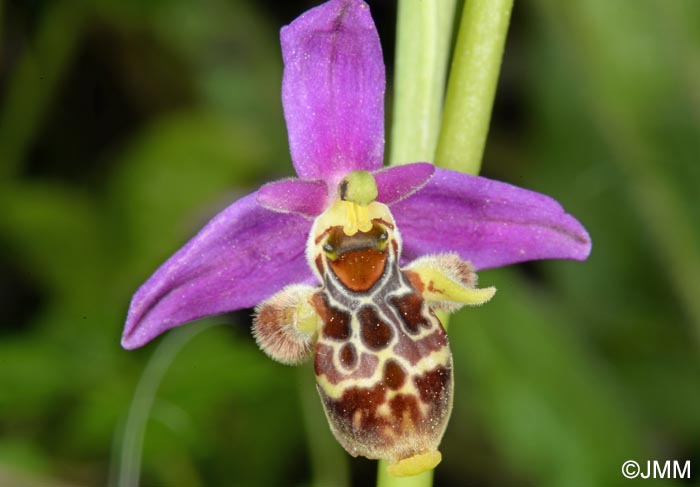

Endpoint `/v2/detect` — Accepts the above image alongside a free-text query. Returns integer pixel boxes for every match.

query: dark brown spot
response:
[389,293,431,335]
[359,306,393,350]
[388,394,422,426]
[323,311,350,340]
[311,293,351,341]
[325,383,387,434]
[339,343,357,369]
[383,360,406,390]
[414,366,451,404]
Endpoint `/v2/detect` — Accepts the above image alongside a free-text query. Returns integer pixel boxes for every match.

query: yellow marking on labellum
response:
[377,402,391,417]
[315,345,451,401]
[315,373,352,399]
[413,346,451,370]
[387,450,442,477]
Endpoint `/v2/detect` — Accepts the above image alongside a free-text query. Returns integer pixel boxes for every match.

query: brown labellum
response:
[312,221,453,464]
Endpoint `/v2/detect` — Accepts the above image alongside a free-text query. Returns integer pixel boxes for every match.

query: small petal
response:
[374,162,435,205]
[257,178,330,218]
[392,168,591,270]
[281,0,385,182]
[122,192,314,349]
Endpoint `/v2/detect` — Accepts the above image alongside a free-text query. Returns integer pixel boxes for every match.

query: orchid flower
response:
[122,0,590,477]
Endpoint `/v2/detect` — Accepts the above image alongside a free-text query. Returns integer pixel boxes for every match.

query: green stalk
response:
[381,0,456,486]
[380,1,513,485]
[113,321,216,487]
[435,0,514,175]
[389,0,457,166]
[377,464,434,487]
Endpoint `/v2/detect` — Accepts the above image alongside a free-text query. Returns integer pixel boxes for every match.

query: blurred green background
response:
[1,0,699,486]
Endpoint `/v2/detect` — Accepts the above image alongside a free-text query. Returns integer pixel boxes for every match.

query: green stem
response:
[377,462,434,487]
[435,0,514,175]
[389,0,457,166]
[380,0,458,486]
[380,0,513,485]
[113,321,216,487]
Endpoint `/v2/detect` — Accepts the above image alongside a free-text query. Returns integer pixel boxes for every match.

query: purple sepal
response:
[281,0,385,183]
[122,192,314,349]
[257,178,330,218]
[392,168,592,270]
